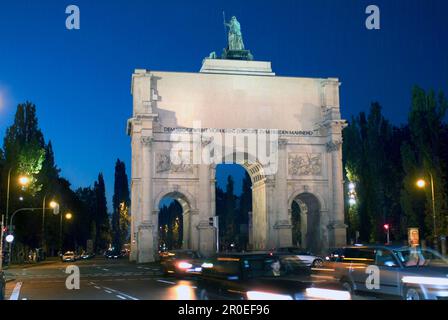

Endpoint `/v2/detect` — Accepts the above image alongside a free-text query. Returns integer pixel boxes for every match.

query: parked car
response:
[196,252,351,300]
[274,247,324,267]
[320,245,448,300]
[160,249,204,277]
[0,270,5,300]
[62,251,76,262]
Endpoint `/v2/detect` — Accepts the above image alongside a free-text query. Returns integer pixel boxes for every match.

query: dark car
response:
[196,252,351,300]
[320,245,448,300]
[0,270,5,300]
[160,249,204,277]
[105,249,121,259]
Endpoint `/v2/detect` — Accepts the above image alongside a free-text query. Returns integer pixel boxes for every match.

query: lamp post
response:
[3,173,30,265]
[41,197,58,254]
[416,172,437,250]
[60,212,72,252]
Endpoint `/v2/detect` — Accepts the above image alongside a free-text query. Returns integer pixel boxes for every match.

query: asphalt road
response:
[3,258,377,300]
[4,257,198,300]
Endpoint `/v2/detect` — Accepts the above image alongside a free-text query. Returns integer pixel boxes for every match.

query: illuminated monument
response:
[127,17,347,262]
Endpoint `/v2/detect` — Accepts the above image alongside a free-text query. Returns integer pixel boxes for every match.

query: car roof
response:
[341,244,410,250]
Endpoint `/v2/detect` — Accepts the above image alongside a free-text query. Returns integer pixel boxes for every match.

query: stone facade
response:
[127,58,347,263]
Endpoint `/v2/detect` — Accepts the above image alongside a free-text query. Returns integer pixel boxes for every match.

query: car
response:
[62,251,76,262]
[0,270,5,300]
[160,249,204,277]
[196,252,351,300]
[105,249,121,259]
[80,252,94,259]
[319,245,448,300]
[274,247,324,267]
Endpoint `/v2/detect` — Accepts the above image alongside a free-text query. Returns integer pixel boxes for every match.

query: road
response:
[3,257,198,300]
[3,257,377,300]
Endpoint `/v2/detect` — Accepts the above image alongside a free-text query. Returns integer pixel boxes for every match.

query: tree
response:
[343,103,404,243]
[94,173,110,252]
[400,87,448,242]
[112,159,130,251]
[224,175,237,247]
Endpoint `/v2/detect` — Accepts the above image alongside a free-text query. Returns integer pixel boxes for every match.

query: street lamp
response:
[416,173,437,250]
[3,171,30,265]
[60,212,73,252]
[4,169,30,227]
[41,197,58,255]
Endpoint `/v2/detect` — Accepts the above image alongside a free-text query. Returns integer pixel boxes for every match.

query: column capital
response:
[141,136,154,147]
[326,139,342,153]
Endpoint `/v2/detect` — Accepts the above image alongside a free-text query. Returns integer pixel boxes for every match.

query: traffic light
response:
[209,216,219,228]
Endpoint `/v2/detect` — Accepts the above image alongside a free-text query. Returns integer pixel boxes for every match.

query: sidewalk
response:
[3,257,59,270]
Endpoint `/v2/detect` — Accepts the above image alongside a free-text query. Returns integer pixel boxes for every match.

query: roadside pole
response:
[214,216,219,253]
[0,215,4,271]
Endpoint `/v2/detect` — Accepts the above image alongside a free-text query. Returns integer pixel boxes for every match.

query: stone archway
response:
[155,191,192,250]
[211,152,268,251]
[128,58,347,263]
[291,193,321,254]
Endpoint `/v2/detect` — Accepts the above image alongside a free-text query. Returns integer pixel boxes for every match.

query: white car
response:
[275,247,324,267]
[62,251,76,262]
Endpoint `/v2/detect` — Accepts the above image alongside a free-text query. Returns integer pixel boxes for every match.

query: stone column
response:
[274,138,292,248]
[327,138,346,247]
[138,136,155,263]
[196,164,214,256]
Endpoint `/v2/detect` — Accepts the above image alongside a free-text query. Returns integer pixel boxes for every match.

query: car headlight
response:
[402,276,448,286]
[178,262,193,269]
[247,291,293,300]
[305,288,351,300]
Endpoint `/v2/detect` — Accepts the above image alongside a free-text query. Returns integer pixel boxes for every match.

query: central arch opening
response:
[214,154,267,252]
[215,164,252,251]
[158,192,191,251]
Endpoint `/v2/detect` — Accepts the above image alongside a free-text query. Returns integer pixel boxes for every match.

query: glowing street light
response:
[18,176,30,186]
[49,201,58,208]
[416,174,437,250]
[65,213,73,220]
[416,179,426,189]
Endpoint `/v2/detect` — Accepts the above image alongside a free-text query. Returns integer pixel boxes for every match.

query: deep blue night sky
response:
[1,0,447,207]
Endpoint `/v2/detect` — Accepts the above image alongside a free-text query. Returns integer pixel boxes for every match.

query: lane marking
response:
[94,286,101,289]
[157,279,176,285]
[101,286,139,301]
[102,268,110,271]
[9,282,23,300]
[105,290,113,294]
[116,295,127,300]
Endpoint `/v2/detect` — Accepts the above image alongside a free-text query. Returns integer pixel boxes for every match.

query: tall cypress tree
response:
[112,159,130,251]
[94,173,110,252]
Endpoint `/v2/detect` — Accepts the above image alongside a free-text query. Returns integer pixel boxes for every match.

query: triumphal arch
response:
[127,17,347,262]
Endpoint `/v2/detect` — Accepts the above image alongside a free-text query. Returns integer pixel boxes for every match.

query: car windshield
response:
[393,247,448,267]
[245,256,310,279]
